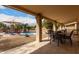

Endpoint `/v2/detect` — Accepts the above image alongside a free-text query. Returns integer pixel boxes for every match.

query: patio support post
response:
[75,23,77,30]
[75,23,78,34]
[53,24,56,31]
[36,13,43,42]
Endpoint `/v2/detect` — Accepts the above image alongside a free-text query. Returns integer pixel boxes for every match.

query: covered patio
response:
[2,5,79,54]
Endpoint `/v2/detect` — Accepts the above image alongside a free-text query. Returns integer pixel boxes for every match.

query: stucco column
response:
[75,23,78,34]
[75,23,77,30]
[53,24,56,31]
[36,14,43,42]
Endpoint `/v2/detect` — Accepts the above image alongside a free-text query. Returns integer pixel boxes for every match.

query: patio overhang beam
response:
[4,5,58,23]
[4,5,37,16]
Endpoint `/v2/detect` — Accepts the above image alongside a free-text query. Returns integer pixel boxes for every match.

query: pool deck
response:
[0,37,49,54]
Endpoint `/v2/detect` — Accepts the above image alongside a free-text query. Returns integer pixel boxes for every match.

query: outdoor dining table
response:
[52,31,67,46]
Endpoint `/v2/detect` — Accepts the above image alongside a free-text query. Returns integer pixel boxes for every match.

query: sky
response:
[0,5,36,25]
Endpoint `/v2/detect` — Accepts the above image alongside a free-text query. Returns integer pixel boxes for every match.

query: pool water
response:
[0,32,36,36]
[20,32,36,36]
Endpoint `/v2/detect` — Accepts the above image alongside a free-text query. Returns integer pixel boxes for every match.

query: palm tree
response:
[23,23,28,32]
[26,26,32,32]
[3,24,8,32]
[42,20,53,30]
[0,22,4,28]
[17,24,23,32]
[0,22,5,32]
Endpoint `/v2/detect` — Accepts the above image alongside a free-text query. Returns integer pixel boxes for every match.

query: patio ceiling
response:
[5,5,79,23]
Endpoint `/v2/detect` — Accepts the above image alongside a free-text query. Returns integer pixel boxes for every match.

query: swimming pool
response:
[20,32,36,36]
[0,32,36,36]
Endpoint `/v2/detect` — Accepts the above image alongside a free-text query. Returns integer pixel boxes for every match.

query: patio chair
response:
[48,30,54,44]
[64,30,74,46]
[49,31,64,46]
[55,32,64,46]
[49,31,63,46]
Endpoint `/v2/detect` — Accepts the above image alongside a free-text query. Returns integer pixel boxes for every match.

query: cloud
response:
[0,13,36,25]
[0,5,6,9]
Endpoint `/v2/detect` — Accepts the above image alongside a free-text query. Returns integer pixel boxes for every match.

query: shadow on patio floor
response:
[31,37,79,54]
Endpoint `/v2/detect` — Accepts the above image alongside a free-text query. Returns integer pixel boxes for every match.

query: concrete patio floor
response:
[31,35,79,54]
